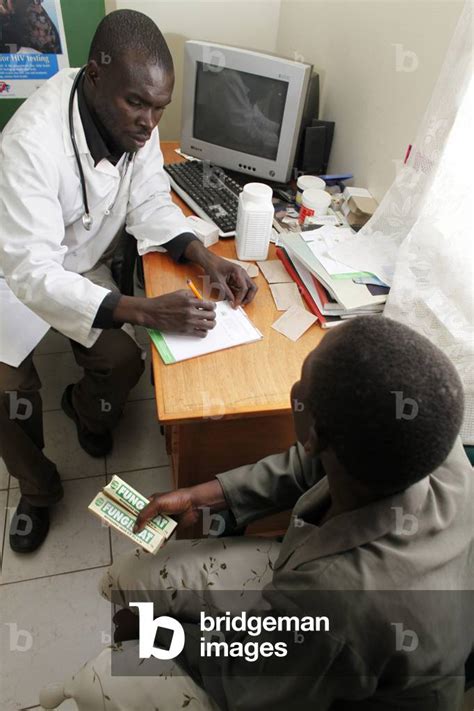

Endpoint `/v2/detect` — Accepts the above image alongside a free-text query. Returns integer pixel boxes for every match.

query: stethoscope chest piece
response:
[82,213,93,231]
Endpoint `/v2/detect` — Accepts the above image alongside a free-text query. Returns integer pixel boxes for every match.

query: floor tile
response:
[10,411,106,490]
[34,353,82,412]
[128,349,155,402]
[106,399,168,475]
[35,329,71,355]
[106,465,172,490]
[1,567,112,710]
[0,458,8,490]
[1,475,110,584]
[107,466,172,560]
[44,410,106,481]
[134,324,151,346]
[0,490,8,565]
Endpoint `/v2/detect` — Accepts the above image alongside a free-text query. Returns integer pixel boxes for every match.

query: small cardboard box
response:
[341,188,377,227]
[186,215,219,247]
[88,475,177,554]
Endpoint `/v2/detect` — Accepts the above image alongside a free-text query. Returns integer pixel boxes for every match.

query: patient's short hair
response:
[89,10,173,74]
[309,316,464,493]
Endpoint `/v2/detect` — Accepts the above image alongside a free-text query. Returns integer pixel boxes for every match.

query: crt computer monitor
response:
[180,41,316,184]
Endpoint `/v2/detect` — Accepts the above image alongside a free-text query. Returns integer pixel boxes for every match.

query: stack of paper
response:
[277,230,390,329]
[303,225,395,286]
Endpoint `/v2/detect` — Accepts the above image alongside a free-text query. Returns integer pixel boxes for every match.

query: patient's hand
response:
[134,479,227,534]
[134,488,197,533]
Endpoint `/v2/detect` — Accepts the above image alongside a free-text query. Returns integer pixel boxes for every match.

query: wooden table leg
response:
[167,413,296,539]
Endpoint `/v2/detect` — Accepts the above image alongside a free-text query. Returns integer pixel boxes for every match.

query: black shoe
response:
[61,384,113,458]
[9,497,50,553]
[113,609,140,642]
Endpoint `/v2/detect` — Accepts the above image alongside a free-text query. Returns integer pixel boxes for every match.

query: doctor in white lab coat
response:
[0,9,257,554]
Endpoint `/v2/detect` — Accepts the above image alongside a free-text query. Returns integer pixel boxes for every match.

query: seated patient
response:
[41,316,473,711]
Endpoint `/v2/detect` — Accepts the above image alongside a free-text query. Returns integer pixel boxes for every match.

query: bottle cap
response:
[242,182,273,203]
[297,175,326,191]
[301,188,331,211]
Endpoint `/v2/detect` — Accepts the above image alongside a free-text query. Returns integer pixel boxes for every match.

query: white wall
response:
[105,0,282,141]
[275,0,464,200]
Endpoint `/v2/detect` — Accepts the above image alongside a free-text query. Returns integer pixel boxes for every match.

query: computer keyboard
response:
[164,161,242,238]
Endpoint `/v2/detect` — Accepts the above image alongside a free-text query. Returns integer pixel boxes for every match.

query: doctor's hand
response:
[182,240,257,308]
[133,479,227,534]
[204,255,257,308]
[114,290,216,338]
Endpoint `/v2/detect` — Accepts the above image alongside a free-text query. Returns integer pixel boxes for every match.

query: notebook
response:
[148,300,263,364]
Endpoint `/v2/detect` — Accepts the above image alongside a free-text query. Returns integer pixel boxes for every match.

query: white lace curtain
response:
[359,1,474,444]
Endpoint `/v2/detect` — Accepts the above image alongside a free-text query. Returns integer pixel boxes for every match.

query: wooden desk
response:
[143,142,325,537]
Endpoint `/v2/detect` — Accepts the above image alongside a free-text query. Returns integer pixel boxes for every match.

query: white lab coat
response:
[0,68,192,365]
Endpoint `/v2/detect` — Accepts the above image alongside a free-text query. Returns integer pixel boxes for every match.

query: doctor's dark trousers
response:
[0,329,144,506]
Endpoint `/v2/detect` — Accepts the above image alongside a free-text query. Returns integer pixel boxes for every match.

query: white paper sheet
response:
[316,226,397,285]
[257,260,293,284]
[160,301,262,363]
[269,282,305,311]
[305,227,362,276]
[333,235,396,284]
[271,305,317,341]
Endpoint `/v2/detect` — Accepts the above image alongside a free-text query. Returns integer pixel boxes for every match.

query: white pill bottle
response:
[235,183,274,261]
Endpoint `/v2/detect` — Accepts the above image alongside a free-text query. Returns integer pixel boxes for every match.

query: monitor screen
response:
[193,61,289,161]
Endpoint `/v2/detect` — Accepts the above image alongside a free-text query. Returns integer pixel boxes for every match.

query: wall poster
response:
[0,0,69,99]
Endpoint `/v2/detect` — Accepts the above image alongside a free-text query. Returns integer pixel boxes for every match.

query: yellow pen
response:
[187,279,203,300]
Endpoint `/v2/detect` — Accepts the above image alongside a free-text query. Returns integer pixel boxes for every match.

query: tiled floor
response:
[1,327,173,710]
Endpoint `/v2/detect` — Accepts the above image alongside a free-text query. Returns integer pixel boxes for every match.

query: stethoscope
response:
[68,66,132,231]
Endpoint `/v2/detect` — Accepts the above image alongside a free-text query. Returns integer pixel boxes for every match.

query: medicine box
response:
[186,215,219,247]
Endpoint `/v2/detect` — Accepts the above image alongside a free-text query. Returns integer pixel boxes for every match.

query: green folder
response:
[147,329,176,365]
